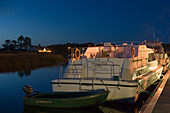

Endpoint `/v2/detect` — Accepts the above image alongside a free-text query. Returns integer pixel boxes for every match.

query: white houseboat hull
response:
[51,42,163,103]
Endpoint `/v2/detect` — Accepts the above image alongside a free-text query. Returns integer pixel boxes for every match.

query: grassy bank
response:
[0,52,66,73]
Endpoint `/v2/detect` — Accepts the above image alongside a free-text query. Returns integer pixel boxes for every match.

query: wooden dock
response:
[152,70,170,113]
[140,70,170,113]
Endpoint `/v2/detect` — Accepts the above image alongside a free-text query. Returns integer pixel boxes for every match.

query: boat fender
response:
[75,48,80,59]
[131,47,135,58]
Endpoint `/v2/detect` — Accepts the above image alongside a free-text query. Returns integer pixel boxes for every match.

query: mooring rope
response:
[136,79,153,96]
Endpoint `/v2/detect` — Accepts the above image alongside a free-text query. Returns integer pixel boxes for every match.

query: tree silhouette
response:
[2,35,32,50]
[9,44,15,50]
[3,39,11,49]
[5,39,10,45]
[25,37,31,50]
[12,40,17,49]
[18,35,24,50]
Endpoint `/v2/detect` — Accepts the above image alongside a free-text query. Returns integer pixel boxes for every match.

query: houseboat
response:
[144,41,169,73]
[51,42,163,103]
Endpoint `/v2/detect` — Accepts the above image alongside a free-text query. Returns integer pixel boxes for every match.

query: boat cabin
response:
[65,42,158,81]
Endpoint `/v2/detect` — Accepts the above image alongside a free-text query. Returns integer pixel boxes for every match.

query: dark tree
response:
[25,37,31,50]
[18,35,25,50]
[12,40,17,49]
[9,44,15,50]
[3,39,11,49]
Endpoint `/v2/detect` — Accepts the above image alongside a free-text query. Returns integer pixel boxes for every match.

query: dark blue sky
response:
[0,0,170,47]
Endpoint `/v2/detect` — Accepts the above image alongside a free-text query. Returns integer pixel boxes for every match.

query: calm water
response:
[0,65,142,113]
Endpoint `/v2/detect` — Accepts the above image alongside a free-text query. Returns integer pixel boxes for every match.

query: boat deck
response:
[140,70,170,113]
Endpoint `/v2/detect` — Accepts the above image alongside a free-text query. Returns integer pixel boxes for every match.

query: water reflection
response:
[18,70,31,78]
[99,102,139,113]
[23,106,103,113]
[0,64,159,113]
[22,102,140,113]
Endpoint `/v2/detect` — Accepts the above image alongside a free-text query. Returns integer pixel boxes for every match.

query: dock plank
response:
[140,70,170,113]
[153,71,170,113]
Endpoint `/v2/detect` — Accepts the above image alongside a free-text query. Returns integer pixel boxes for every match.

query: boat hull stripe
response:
[133,59,142,62]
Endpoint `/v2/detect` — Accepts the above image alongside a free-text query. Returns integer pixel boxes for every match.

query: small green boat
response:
[23,89,109,108]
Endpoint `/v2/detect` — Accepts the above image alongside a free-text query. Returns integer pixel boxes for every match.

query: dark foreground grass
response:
[0,52,66,73]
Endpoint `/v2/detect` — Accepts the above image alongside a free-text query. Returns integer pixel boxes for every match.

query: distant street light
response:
[68,47,71,52]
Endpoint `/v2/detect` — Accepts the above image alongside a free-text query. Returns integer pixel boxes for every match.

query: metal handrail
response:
[71,63,85,78]
[64,60,122,80]
[58,60,122,90]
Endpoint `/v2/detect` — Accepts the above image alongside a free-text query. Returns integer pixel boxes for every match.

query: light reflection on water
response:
[0,65,142,113]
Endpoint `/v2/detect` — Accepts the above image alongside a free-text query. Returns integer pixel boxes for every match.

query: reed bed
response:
[0,52,66,73]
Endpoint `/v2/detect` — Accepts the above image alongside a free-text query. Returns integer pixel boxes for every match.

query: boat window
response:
[148,53,156,62]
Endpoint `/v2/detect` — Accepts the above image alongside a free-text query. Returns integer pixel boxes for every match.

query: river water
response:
[0,65,146,113]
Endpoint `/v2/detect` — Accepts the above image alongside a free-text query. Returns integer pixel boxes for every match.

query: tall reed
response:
[0,52,66,73]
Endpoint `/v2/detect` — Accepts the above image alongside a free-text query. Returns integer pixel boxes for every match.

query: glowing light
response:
[43,48,46,52]
[38,48,51,53]
[68,47,71,49]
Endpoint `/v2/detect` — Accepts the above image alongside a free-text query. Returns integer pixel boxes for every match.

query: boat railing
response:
[70,63,85,78]
[61,61,121,80]
[85,61,121,78]
[58,60,122,90]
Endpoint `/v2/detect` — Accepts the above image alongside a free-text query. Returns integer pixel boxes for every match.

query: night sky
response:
[0,0,170,47]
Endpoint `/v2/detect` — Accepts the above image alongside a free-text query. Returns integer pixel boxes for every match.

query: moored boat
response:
[51,41,163,103]
[23,89,109,108]
[144,41,169,74]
